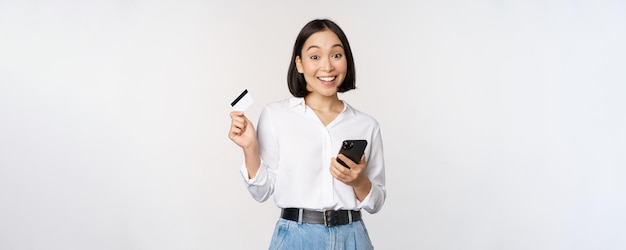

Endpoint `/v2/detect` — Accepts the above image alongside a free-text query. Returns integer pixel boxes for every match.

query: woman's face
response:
[296,29,347,98]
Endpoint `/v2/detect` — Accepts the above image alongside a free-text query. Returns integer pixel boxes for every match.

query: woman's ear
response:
[295,56,303,74]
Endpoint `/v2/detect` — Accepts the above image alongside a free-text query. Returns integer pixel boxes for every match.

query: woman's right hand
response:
[229,111,261,178]
[228,111,258,150]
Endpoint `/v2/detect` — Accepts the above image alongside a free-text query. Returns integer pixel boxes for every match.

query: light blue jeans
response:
[268,218,374,250]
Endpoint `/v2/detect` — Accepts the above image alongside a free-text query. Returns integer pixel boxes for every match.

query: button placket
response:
[321,126,334,204]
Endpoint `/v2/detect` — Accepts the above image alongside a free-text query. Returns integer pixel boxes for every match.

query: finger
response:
[229,127,242,138]
[332,156,345,170]
[241,116,254,130]
[231,119,246,130]
[337,154,349,163]
[337,154,356,168]
[331,157,342,168]
[331,166,353,183]
[231,111,251,124]
[329,162,339,177]
[329,164,346,180]
[331,158,351,174]
[230,112,245,122]
[230,112,247,124]
[230,111,244,117]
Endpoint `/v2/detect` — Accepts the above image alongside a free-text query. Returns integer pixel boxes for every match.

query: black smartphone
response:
[337,140,368,169]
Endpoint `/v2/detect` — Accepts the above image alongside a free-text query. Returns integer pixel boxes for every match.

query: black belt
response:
[281,208,362,228]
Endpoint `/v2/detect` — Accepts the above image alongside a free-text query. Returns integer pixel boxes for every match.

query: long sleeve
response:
[357,125,386,214]
[240,106,279,202]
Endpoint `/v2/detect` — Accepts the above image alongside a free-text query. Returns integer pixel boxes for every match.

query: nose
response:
[321,57,334,72]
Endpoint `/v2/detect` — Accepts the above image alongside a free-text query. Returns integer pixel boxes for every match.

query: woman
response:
[229,19,386,250]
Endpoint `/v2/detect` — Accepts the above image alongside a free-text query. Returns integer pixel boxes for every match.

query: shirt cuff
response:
[239,160,267,186]
[356,184,374,209]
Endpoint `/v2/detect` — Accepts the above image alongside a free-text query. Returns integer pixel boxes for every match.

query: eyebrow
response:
[306,44,344,52]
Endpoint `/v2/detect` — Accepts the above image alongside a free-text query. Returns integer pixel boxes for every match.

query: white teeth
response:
[318,76,336,82]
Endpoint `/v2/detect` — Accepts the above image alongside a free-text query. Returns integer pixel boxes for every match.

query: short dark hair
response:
[287,19,356,97]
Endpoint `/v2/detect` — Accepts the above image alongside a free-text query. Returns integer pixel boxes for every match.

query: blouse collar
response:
[288,97,355,117]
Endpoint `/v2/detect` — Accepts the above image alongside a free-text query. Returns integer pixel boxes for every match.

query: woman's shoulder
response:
[343,101,380,126]
[261,97,304,115]
[264,97,301,109]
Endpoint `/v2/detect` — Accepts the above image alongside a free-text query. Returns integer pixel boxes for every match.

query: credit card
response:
[231,89,253,111]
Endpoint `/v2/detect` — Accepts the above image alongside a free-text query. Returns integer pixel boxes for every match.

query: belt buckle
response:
[323,210,338,228]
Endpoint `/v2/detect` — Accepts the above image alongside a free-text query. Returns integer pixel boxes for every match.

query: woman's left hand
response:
[330,154,372,201]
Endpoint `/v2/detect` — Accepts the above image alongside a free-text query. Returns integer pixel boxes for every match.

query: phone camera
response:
[342,141,354,150]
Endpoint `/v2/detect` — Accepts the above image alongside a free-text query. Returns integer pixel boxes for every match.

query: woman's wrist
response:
[242,143,261,178]
[353,177,372,201]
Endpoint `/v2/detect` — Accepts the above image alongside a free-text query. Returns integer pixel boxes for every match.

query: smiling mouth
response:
[317,76,336,82]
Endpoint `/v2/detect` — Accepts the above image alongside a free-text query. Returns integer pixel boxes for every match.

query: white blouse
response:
[240,97,386,214]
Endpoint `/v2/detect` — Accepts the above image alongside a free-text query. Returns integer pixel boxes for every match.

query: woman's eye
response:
[332,53,343,59]
[310,55,319,60]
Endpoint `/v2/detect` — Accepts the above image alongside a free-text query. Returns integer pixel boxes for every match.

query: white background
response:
[1,1,625,249]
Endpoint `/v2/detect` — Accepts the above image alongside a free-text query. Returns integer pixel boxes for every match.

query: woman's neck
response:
[304,93,344,126]
[304,93,343,112]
